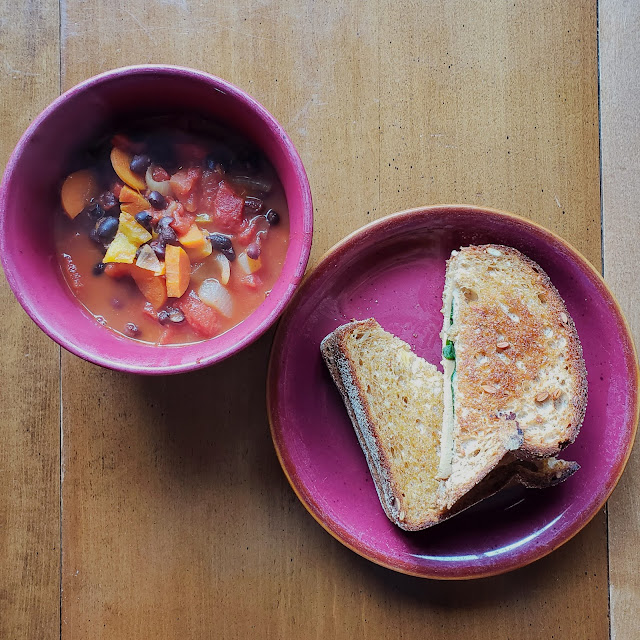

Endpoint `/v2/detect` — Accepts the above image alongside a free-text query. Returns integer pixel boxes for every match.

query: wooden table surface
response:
[1,1,638,638]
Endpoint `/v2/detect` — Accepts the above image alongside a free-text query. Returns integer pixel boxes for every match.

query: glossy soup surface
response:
[55,117,289,345]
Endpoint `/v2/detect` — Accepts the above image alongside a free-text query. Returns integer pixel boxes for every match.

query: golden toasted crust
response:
[448,244,587,456]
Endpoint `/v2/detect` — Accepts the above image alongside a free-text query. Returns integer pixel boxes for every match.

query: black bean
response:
[244,196,264,216]
[129,154,151,175]
[159,225,177,245]
[124,322,140,337]
[167,308,185,323]
[147,190,166,209]
[265,209,280,226]
[95,216,119,243]
[157,310,170,325]
[246,242,261,260]
[135,211,153,231]
[85,202,105,220]
[149,240,166,259]
[156,216,174,229]
[208,233,233,252]
[98,191,118,210]
[89,228,102,245]
[92,262,106,276]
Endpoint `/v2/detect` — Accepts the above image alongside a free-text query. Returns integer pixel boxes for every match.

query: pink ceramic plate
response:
[267,205,639,579]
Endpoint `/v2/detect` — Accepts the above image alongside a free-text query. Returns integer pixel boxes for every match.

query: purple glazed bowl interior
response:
[0,65,312,374]
[268,206,639,579]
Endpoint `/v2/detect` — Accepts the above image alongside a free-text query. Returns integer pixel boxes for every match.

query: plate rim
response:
[267,204,640,579]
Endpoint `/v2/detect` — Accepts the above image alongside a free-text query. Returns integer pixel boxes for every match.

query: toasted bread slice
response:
[437,244,587,509]
[321,318,580,530]
[321,319,444,530]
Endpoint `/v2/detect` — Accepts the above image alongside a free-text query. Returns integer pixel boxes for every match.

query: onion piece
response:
[145,165,172,196]
[214,253,231,285]
[198,278,233,318]
[237,251,262,275]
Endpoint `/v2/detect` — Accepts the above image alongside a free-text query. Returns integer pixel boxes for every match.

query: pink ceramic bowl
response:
[0,65,312,374]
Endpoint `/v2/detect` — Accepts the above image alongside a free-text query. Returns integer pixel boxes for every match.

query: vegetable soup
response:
[55,117,289,345]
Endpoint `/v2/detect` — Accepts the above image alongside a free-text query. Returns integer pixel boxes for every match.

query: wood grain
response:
[56,2,607,639]
[599,2,640,640]
[0,1,61,638]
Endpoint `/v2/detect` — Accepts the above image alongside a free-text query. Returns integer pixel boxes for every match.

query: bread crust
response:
[443,244,587,453]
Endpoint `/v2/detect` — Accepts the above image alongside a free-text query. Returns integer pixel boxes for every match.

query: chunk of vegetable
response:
[166,201,195,236]
[119,185,150,215]
[103,233,138,263]
[145,165,172,196]
[214,253,231,285]
[130,265,168,309]
[198,278,233,318]
[61,170,99,219]
[237,251,262,274]
[178,290,220,338]
[165,244,191,298]
[110,146,147,191]
[179,224,212,260]
[213,181,245,233]
[118,211,152,246]
[135,244,164,274]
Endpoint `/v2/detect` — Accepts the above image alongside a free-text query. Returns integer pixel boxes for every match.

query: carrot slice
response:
[110,146,147,191]
[165,244,191,298]
[130,265,168,309]
[119,185,150,215]
[179,224,212,260]
[61,170,99,218]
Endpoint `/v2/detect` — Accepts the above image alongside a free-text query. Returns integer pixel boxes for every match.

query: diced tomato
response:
[165,200,196,236]
[213,181,245,233]
[235,217,260,246]
[170,167,202,199]
[240,274,263,290]
[151,166,171,182]
[199,169,223,213]
[111,181,124,198]
[178,290,220,338]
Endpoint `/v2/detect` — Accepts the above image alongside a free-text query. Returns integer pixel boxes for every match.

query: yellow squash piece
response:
[118,211,152,245]
[103,212,152,264]
[103,232,138,264]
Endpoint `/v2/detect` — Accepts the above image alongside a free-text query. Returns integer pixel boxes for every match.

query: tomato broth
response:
[55,117,289,345]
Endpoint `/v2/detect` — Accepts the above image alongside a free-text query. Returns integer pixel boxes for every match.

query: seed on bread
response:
[559,312,568,324]
[481,384,498,394]
[552,389,562,400]
[496,341,510,350]
[535,391,549,403]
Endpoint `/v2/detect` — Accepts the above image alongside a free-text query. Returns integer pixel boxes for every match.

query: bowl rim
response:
[267,204,640,579]
[0,64,313,374]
